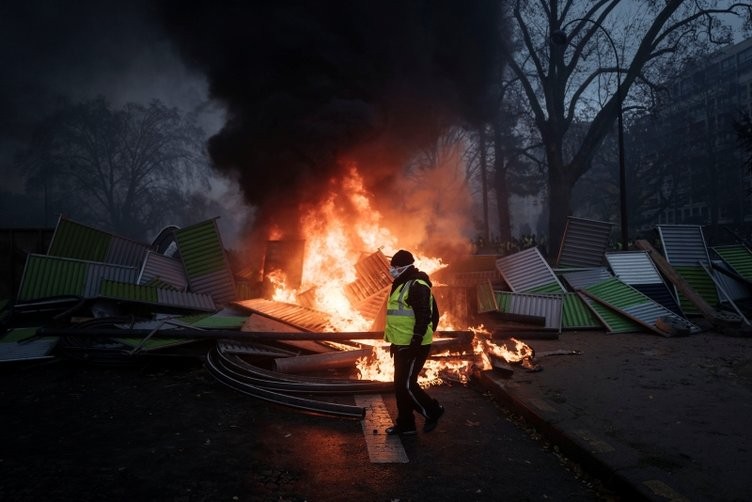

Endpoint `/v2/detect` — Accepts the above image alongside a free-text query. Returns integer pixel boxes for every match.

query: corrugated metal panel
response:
[560,268,613,291]
[657,225,711,266]
[0,328,58,362]
[586,277,645,308]
[47,216,148,268]
[100,280,159,303]
[17,254,137,301]
[582,277,699,334]
[561,292,602,329]
[17,254,86,300]
[175,219,236,304]
[577,293,642,333]
[138,250,188,291]
[189,269,237,305]
[556,217,612,268]
[605,251,663,284]
[355,287,389,321]
[712,260,752,301]
[529,282,569,293]
[104,236,150,269]
[188,315,248,329]
[156,288,216,311]
[712,244,752,280]
[175,219,227,275]
[632,283,682,316]
[496,291,562,330]
[83,262,139,297]
[47,216,110,262]
[495,247,565,292]
[232,298,332,332]
[622,303,699,334]
[100,284,215,312]
[673,265,719,315]
[476,281,498,313]
[606,250,684,315]
[346,251,392,304]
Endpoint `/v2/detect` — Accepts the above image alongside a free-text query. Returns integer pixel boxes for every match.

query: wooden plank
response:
[635,239,718,322]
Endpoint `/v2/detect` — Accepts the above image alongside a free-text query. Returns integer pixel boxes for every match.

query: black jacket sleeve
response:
[407,281,433,336]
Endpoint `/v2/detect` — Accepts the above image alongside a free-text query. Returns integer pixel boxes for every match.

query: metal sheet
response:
[495,291,562,331]
[175,219,236,304]
[632,283,682,316]
[622,303,699,334]
[712,244,752,281]
[138,251,188,291]
[560,268,613,291]
[346,251,392,305]
[711,260,751,302]
[17,254,137,301]
[556,217,613,268]
[576,292,642,334]
[233,298,332,332]
[657,225,711,266]
[47,216,148,268]
[561,292,602,329]
[605,251,663,285]
[495,247,565,293]
[583,276,699,334]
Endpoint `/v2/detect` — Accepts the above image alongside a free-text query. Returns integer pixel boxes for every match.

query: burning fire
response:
[267,166,445,331]
[355,325,535,386]
[264,165,532,385]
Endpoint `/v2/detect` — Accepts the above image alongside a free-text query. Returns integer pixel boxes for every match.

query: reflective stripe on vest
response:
[386,279,417,317]
[384,279,434,346]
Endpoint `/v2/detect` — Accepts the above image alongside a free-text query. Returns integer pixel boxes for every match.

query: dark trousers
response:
[392,344,441,427]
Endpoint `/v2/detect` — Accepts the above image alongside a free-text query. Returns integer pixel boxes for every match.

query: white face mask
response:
[389,264,411,279]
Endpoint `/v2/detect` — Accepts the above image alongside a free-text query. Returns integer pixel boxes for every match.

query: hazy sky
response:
[0,0,222,192]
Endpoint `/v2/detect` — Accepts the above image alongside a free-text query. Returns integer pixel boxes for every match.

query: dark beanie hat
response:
[390,249,415,267]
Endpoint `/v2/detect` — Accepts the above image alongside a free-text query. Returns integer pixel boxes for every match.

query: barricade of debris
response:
[2,215,751,417]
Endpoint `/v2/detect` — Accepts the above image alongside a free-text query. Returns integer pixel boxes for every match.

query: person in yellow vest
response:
[384,249,444,435]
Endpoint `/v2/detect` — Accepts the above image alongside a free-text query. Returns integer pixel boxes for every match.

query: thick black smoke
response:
[159,1,505,232]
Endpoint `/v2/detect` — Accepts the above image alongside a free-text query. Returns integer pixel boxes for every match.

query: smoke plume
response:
[159,1,505,237]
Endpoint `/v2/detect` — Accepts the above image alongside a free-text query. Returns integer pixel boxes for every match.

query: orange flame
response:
[263,164,530,385]
[268,165,445,331]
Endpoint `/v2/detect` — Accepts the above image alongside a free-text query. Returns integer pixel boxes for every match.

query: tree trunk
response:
[547,163,572,260]
[479,128,490,242]
[492,117,512,243]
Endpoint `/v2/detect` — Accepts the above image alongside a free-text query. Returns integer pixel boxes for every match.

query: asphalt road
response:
[0,356,611,501]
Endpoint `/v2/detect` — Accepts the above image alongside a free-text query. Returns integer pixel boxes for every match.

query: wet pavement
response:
[0,355,606,502]
[3,328,751,500]
[480,329,752,501]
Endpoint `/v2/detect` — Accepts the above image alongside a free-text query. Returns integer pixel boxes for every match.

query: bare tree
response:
[19,97,210,239]
[502,0,751,251]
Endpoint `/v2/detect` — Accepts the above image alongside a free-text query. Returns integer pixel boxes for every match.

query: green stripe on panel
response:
[18,255,87,300]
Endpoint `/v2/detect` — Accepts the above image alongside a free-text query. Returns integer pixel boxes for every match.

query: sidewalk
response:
[479,330,752,501]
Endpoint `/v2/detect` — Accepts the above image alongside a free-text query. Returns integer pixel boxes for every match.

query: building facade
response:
[634,37,752,231]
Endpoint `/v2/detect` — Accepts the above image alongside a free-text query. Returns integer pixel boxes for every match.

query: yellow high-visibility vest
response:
[383,279,434,345]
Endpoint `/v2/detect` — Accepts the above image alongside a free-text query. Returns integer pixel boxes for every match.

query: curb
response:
[477,371,656,501]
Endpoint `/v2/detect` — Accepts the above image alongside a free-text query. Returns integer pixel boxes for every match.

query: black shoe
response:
[423,405,444,433]
[385,424,417,435]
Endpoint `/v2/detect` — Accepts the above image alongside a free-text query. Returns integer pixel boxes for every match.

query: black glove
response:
[409,334,423,351]
[389,344,397,358]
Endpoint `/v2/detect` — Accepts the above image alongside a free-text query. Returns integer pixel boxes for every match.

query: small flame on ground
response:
[355,325,535,387]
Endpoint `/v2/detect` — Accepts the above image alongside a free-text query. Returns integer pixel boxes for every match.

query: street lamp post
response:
[552,20,629,250]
